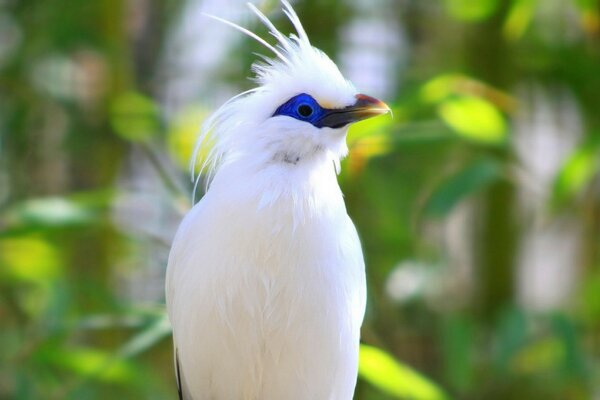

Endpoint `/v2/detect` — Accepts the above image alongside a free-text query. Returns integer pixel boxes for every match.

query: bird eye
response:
[297,104,313,118]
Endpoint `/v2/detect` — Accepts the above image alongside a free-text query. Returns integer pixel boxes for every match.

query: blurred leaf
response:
[438,96,507,144]
[551,315,586,377]
[0,235,61,283]
[2,197,94,230]
[424,159,502,217]
[552,139,600,205]
[110,91,160,142]
[167,104,209,172]
[441,315,474,391]
[495,307,528,372]
[39,347,137,384]
[0,234,64,318]
[574,0,600,34]
[578,273,600,323]
[117,314,171,358]
[349,133,393,163]
[421,74,466,103]
[444,0,500,21]
[503,0,535,41]
[348,109,396,143]
[421,74,515,112]
[76,313,149,331]
[0,193,111,238]
[358,344,448,400]
[346,109,396,174]
[511,337,564,374]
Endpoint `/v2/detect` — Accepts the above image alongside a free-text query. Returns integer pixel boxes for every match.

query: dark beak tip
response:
[316,93,391,129]
[354,93,391,115]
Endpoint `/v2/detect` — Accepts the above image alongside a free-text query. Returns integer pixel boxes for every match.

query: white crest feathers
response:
[191,1,356,199]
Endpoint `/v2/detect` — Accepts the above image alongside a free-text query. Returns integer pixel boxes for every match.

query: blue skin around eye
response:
[272,93,328,127]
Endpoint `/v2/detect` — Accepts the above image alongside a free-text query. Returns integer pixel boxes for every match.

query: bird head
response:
[193,1,390,187]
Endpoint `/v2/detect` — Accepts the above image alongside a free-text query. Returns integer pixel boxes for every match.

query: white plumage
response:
[166,2,389,399]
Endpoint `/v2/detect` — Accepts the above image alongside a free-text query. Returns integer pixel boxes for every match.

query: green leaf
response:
[5,197,94,227]
[503,0,535,41]
[358,344,449,400]
[441,315,474,391]
[110,91,160,142]
[574,0,600,34]
[117,314,171,358]
[444,0,500,21]
[551,315,586,377]
[438,96,506,144]
[421,74,465,103]
[0,193,111,237]
[511,337,564,374]
[168,104,209,171]
[39,347,137,384]
[348,108,395,142]
[424,159,501,217]
[494,307,528,372]
[552,139,600,205]
[0,235,61,283]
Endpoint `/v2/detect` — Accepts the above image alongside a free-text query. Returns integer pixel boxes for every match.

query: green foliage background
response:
[1,0,600,399]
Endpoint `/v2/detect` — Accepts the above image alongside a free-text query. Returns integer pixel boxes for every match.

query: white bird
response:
[166,2,390,399]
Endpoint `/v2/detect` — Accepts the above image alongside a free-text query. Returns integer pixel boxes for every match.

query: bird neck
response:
[209,151,345,219]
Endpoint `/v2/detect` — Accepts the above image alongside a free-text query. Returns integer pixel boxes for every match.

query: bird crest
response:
[191,1,356,198]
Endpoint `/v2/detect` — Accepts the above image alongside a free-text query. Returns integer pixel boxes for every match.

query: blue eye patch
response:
[272,93,329,128]
[272,92,386,129]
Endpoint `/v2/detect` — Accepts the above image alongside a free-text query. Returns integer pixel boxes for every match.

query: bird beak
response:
[317,94,391,129]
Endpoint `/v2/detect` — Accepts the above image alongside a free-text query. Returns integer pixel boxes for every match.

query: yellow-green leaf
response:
[503,0,535,41]
[42,347,137,384]
[444,0,499,21]
[553,141,600,203]
[0,236,61,283]
[511,337,564,374]
[167,105,210,172]
[438,96,506,144]
[110,91,160,142]
[359,344,449,400]
[421,74,465,103]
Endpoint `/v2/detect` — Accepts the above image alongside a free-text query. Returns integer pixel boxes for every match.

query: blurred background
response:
[1,0,600,399]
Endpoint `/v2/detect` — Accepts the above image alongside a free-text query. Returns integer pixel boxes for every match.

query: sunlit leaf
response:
[167,104,209,172]
[553,140,600,204]
[348,108,395,143]
[110,91,160,142]
[421,75,515,113]
[40,347,137,384]
[444,0,499,21]
[503,0,535,41]
[438,96,506,144]
[421,74,465,103]
[359,344,448,400]
[0,235,61,283]
[0,234,62,317]
[424,159,501,217]
[350,133,393,160]
[5,197,93,227]
[0,194,109,237]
